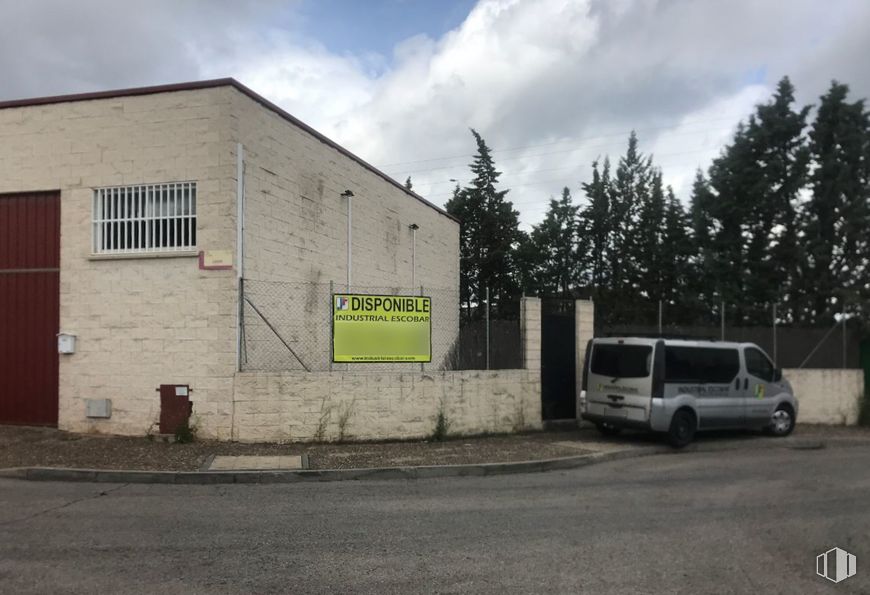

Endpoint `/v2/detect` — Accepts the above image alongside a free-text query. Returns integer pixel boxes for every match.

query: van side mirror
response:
[773,368,782,382]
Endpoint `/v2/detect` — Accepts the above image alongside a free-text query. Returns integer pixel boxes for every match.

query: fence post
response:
[420,284,425,373]
[720,300,725,341]
[843,304,847,369]
[485,285,490,371]
[772,302,777,366]
[520,296,541,372]
[658,300,663,336]
[576,299,595,423]
[329,280,334,373]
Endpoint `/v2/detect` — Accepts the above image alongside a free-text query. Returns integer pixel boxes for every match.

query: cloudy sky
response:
[3,0,869,228]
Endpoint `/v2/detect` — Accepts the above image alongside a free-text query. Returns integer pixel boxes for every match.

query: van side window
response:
[665,347,740,384]
[745,347,775,382]
[591,344,652,378]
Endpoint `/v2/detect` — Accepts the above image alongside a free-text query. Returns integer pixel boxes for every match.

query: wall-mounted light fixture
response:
[409,223,419,287]
[341,190,354,288]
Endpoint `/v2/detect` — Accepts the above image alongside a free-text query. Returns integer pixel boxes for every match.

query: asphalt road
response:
[1,445,868,594]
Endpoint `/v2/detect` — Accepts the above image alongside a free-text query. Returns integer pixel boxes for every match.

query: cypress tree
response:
[802,81,870,323]
[530,187,582,296]
[580,158,612,292]
[446,129,523,317]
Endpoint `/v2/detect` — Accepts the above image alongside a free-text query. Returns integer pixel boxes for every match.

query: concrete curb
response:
[0,437,867,485]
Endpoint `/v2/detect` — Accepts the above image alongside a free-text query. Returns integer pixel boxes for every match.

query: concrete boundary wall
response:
[228,296,543,443]
[785,369,863,425]
[232,369,542,442]
[574,300,865,427]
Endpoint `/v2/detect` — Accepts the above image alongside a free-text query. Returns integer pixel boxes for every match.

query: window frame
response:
[744,347,775,382]
[92,182,197,255]
[664,346,740,385]
[590,343,654,379]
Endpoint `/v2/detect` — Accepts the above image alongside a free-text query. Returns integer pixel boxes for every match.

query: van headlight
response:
[579,390,587,412]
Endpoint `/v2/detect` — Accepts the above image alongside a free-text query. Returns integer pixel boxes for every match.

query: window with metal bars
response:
[92,182,197,254]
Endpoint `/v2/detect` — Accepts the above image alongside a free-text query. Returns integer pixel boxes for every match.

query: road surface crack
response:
[0,483,129,526]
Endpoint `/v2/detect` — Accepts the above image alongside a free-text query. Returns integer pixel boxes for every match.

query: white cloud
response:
[3,0,870,227]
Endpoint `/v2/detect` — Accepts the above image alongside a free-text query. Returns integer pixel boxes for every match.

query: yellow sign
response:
[332,294,431,363]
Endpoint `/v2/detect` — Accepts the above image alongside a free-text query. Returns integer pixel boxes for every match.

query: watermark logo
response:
[336,297,349,311]
[817,547,857,584]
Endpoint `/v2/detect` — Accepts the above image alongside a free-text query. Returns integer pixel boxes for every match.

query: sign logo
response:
[817,547,857,584]
[336,296,349,311]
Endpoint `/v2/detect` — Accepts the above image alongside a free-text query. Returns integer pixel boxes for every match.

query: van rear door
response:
[586,340,655,425]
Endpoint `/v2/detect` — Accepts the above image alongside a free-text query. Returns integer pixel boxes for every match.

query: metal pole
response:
[420,284,425,373]
[720,300,725,341]
[658,300,663,336]
[235,143,245,373]
[485,285,490,371]
[329,280,334,373]
[772,302,777,366]
[843,304,847,369]
[411,226,417,288]
[346,195,353,289]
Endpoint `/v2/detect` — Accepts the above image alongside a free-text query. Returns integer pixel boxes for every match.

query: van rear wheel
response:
[667,410,696,448]
[596,423,622,437]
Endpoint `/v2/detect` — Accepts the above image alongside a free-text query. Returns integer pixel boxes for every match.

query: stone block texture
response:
[0,82,460,440]
[575,299,594,418]
[0,87,239,439]
[233,370,542,442]
[521,297,541,371]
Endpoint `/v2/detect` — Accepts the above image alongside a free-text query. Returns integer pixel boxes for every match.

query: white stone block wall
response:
[784,368,864,425]
[575,299,594,419]
[232,370,542,442]
[228,88,461,372]
[521,297,541,371]
[0,87,240,439]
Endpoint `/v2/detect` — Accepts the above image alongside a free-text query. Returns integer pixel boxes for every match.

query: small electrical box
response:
[85,399,112,419]
[57,333,77,354]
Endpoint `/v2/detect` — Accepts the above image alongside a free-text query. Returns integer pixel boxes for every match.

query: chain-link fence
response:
[595,295,862,369]
[240,279,524,372]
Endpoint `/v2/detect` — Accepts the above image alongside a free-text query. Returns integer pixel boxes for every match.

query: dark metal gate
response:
[0,191,60,426]
[541,298,575,421]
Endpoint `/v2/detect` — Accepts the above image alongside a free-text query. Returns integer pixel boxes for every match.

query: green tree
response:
[611,131,653,297]
[444,182,476,315]
[688,169,715,301]
[446,129,523,317]
[404,176,413,191]
[580,157,612,291]
[705,77,810,323]
[530,187,582,295]
[801,81,870,323]
[660,186,693,304]
[635,168,667,301]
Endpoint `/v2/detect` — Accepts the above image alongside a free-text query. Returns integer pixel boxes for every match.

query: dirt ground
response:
[0,425,597,471]
[2,424,866,472]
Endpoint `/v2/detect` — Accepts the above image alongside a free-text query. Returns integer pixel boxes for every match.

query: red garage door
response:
[0,191,60,426]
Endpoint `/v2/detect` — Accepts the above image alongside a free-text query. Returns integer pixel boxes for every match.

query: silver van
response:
[579,337,798,447]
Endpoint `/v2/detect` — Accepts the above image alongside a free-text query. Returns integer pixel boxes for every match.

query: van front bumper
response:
[581,412,652,431]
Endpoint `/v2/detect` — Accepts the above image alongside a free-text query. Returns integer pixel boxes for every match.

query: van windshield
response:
[590,344,652,379]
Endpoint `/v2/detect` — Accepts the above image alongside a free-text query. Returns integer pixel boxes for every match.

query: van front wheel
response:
[596,423,622,437]
[667,410,696,448]
[768,406,795,437]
